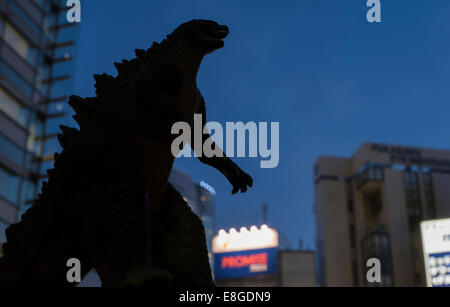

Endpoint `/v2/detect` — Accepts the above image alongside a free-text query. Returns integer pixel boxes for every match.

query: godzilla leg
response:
[151,183,215,287]
[83,164,170,286]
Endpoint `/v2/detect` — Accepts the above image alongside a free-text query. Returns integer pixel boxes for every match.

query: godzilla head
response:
[168,19,229,55]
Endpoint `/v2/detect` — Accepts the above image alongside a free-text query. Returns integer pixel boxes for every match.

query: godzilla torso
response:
[60,51,203,212]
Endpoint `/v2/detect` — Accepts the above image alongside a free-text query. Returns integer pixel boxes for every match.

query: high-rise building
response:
[197,180,215,268]
[169,168,216,262]
[314,142,450,287]
[0,0,79,245]
[169,168,201,213]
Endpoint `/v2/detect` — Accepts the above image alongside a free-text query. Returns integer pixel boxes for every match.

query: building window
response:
[0,133,25,167]
[347,200,354,213]
[26,151,40,175]
[361,230,394,287]
[8,1,42,37]
[0,166,21,206]
[0,219,9,244]
[346,179,354,213]
[3,23,38,65]
[346,179,359,285]
[27,113,44,157]
[0,87,29,127]
[350,225,356,248]
[423,172,436,218]
[32,0,47,10]
[404,171,422,230]
[403,170,424,286]
[363,189,383,230]
[367,190,382,218]
[0,61,34,97]
[356,165,384,189]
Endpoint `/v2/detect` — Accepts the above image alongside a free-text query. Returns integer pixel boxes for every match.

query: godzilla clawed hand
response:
[224,164,253,194]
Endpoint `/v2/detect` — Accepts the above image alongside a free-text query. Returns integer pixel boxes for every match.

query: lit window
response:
[0,87,29,127]
[3,23,38,65]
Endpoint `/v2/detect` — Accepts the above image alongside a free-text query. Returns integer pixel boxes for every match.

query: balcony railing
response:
[356,166,384,189]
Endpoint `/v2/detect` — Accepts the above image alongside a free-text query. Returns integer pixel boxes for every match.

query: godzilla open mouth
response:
[202,25,229,51]
[211,26,229,39]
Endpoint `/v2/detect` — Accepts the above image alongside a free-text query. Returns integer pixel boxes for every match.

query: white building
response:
[314,142,450,286]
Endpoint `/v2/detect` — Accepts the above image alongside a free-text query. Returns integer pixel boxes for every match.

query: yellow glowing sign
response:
[212,225,278,253]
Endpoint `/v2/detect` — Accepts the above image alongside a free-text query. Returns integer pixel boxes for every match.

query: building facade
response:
[279,250,315,287]
[314,142,450,287]
[0,0,79,246]
[196,181,216,269]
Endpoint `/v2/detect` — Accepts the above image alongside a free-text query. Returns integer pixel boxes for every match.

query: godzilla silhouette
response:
[0,19,253,287]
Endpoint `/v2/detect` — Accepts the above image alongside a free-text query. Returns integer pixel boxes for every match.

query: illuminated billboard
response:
[421,218,450,287]
[212,225,278,280]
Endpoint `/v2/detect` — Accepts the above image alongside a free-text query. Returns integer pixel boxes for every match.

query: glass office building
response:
[0,0,79,245]
[196,182,216,271]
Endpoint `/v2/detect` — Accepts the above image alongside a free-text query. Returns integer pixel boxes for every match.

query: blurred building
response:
[169,168,201,212]
[213,225,315,287]
[314,142,450,287]
[0,0,79,244]
[196,180,216,269]
[169,168,216,268]
[279,250,315,287]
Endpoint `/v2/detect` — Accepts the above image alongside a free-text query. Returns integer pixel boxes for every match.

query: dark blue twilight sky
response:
[72,1,450,249]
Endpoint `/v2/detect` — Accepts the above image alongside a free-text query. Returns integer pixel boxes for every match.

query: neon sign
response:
[213,225,278,280]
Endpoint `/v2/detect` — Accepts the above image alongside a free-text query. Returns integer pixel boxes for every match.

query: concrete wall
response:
[315,179,353,286]
[432,172,450,219]
[279,251,315,287]
[383,169,414,286]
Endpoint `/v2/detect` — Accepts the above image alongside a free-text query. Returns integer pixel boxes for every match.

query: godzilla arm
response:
[195,92,253,194]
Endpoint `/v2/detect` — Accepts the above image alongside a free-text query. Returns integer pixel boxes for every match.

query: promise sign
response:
[212,225,279,280]
[214,247,277,280]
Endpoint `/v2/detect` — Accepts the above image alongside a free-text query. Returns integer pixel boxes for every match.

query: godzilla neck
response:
[165,47,204,84]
